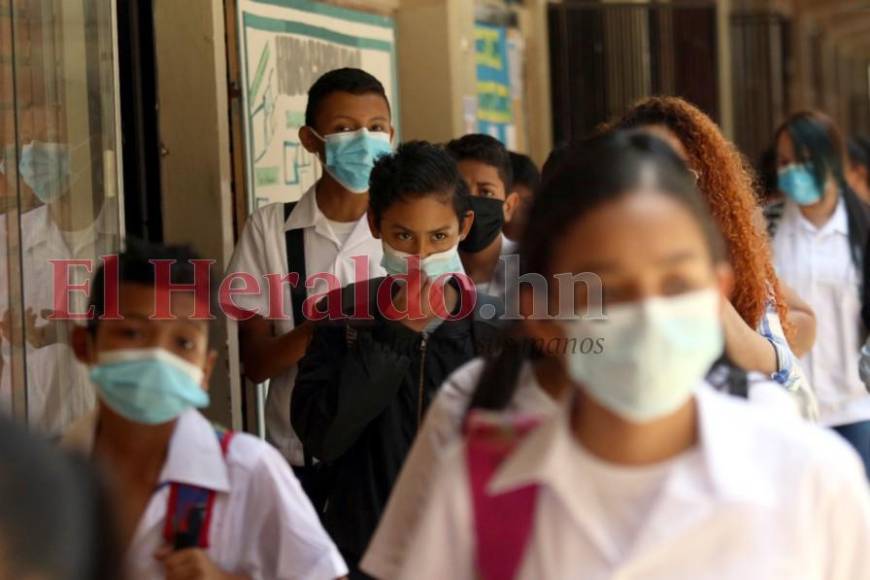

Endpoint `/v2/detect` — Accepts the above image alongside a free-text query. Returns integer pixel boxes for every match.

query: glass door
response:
[1,0,123,434]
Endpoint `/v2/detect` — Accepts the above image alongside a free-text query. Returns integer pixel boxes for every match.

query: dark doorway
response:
[117,0,163,241]
[548,0,719,146]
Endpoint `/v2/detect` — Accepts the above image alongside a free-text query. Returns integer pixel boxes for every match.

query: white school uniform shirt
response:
[364,359,800,579]
[225,185,385,464]
[772,198,870,426]
[361,358,558,579]
[0,201,118,433]
[398,384,870,580]
[62,408,348,580]
[475,234,517,299]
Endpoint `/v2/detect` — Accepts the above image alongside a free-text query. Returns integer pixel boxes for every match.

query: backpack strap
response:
[163,428,234,550]
[465,412,541,580]
[284,202,307,328]
[705,355,749,399]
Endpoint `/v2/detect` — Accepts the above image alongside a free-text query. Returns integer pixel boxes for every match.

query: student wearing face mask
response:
[397,132,870,580]
[63,240,347,580]
[0,112,118,434]
[364,133,797,580]
[612,97,817,420]
[291,141,503,577]
[445,134,520,299]
[770,111,870,477]
[225,68,391,475]
[361,138,804,580]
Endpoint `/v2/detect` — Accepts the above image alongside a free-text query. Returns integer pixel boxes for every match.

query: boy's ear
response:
[201,350,218,391]
[71,326,95,365]
[367,212,381,239]
[503,191,520,222]
[299,126,323,157]
[459,210,475,240]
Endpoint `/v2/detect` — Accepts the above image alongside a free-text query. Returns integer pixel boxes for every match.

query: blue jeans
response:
[833,420,870,481]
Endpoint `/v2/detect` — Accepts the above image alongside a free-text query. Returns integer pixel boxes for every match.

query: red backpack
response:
[163,428,234,550]
[465,412,542,580]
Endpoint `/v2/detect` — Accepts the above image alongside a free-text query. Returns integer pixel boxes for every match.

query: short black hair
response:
[88,239,218,332]
[0,418,121,580]
[304,67,389,128]
[445,134,514,191]
[509,151,540,192]
[369,140,470,225]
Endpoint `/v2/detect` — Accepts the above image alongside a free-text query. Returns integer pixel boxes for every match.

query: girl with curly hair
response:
[611,96,817,418]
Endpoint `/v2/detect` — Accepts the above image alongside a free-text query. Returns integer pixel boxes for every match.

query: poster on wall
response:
[237,0,398,209]
[475,21,516,149]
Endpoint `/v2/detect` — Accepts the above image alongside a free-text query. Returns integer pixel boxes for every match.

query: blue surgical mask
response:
[562,289,723,423]
[311,128,392,194]
[90,348,210,425]
[19,141,71,204]
[381,242,464,279]
[778,164,822,206]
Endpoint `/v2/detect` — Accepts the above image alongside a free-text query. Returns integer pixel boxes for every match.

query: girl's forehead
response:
[552,190,709,273]
[382,195,458,226]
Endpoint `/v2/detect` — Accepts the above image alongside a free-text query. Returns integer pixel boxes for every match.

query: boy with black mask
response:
[445,134,519,298]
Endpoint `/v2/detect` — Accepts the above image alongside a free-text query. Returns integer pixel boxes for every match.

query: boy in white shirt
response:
[65,240,347,580]
[225,68,391,475]
[445,134,520,299]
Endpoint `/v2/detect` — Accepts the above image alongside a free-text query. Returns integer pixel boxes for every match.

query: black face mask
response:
[460,196,505,253]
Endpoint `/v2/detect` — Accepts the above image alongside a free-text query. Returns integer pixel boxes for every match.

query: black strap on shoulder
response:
[284,202,307,327]
[763,201,785,240]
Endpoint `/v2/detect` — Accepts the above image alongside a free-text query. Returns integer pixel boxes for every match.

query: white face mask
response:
[562,288,724,422]
[380,242,464,279]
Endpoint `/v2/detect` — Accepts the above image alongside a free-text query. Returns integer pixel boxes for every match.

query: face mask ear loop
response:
[306,127,327,166]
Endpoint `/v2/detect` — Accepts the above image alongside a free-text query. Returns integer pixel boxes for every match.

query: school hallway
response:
[1,1,870,579]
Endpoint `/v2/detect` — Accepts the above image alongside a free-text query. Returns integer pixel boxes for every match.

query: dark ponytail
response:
[468,130,726,413]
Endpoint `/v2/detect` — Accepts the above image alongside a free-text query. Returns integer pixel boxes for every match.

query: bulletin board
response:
[237,0,399,209]
[475,21,517,149]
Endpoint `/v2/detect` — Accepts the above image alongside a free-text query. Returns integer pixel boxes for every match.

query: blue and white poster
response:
[475,22,515,148]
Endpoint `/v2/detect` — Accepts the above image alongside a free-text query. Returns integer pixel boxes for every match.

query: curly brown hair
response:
[609,96,790,335]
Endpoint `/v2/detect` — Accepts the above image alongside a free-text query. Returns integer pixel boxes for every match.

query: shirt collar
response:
[827,196,849,236]
[22,201,117,252]
[160,409,231,492]
[284,184,376,250]
[785,196,848,237]
[284,185,320,231]
[487,383,775,522]
[62,408,231,493]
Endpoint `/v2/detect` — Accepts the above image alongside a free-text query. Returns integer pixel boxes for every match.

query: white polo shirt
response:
[225,186,384,464]
[364,359,800,579]
[398,385,870,580]
[772,198,870,426]
[63,409,348,580]
[0,201,119,434]
[476,234,517,299]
